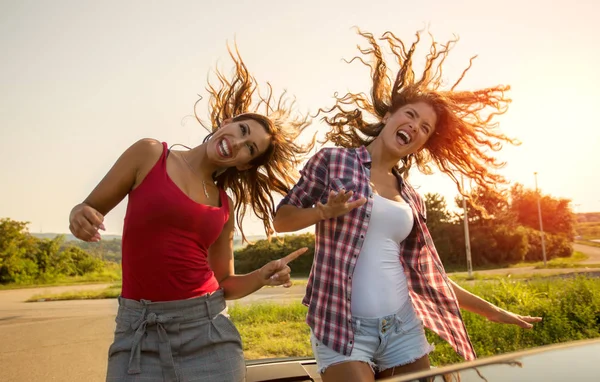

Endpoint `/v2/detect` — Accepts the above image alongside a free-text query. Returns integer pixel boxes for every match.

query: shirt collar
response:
[355,146,372,166]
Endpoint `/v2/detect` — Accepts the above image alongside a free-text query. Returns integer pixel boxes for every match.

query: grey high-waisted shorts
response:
[106,289,245,382]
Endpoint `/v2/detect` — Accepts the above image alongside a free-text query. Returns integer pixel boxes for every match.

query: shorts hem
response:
[377,342,435,373]
[318,359,376,375]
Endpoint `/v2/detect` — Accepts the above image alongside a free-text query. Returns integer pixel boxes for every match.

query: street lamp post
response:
[461,176,473,278]
[534,172,547,267]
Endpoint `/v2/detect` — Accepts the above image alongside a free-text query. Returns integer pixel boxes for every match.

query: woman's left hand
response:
[487,308,543,329]
[257,247,308,288]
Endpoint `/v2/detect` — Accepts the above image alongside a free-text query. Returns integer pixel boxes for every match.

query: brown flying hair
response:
[196,43,315,241]
[320,29,519,201]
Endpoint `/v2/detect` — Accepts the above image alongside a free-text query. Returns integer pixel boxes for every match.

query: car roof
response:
[245,338,600,382]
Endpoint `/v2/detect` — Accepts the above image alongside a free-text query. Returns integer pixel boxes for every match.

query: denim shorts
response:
[310,302,434,374]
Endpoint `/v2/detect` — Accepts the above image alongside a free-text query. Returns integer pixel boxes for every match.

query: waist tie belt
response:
[127,309,180,381]
[123,291,226,382]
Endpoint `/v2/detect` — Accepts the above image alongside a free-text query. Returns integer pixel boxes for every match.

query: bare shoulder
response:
[127,138,165,188]
[129,138,164,158]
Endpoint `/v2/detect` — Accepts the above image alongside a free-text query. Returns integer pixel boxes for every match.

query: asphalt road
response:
[0,283,306,382]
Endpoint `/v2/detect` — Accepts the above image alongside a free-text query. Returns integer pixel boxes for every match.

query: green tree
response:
[57,246,104,275]
[510,184,575,239]
[454,186,511,226]
[0,218,39,283]
[64,238,123,263]
[423,193,465,266]
[424,193,450,230]
[35,236,64,274]
[0,217,113,284]
[453,185,573,265]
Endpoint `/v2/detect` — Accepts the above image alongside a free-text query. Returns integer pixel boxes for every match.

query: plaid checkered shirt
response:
[277,146,476,360]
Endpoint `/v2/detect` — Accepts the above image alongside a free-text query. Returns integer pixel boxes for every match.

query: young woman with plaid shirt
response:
[274,30,542,381]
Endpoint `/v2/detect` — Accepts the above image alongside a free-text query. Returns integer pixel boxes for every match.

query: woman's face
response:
[378,101,437,159]
[206,118,272,170]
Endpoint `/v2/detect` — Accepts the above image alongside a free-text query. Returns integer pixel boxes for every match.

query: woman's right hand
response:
[316,190,367,220]
[69,203,105,242]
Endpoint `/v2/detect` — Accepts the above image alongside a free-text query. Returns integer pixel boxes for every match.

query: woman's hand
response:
[316,190,367,220]
[69,203,105,242]
[450,279,542,329]
[487,308,543,329]
[257,247,308,288]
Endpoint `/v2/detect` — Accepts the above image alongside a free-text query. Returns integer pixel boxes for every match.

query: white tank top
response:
[351,193,414,318]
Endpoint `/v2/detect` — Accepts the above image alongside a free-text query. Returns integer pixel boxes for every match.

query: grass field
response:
[576,221,600,241]
[232,276,600,365]
[1,268,121,291]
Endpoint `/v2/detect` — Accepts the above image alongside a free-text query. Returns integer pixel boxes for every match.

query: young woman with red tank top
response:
[68,48,314,382]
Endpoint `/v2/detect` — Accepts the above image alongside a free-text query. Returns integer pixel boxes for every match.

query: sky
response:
[1,0,599,237]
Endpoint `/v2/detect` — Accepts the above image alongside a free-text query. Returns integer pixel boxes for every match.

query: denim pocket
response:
[309,329,325,367]
[395,311,423,335]
[351,318,369,336]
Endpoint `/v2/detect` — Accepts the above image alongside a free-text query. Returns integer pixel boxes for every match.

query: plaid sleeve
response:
[277,148,330,210]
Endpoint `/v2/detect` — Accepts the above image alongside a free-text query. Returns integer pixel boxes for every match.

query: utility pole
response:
[461,175,473,278]
[534,172,547,266]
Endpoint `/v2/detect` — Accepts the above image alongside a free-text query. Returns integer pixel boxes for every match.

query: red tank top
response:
[121,142,230,301]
